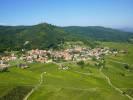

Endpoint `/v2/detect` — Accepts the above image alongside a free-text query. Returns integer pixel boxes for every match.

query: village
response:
[0,46,124,71]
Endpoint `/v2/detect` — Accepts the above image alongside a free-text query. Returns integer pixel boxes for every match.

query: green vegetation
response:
[0,65,40,99]
[0,23,66,51]
[63,26,133,42]
[77,60,85,69]
[0,22,133,99]
[0,23,133,52]
[0,42,133,100]
[0,86,32,100]
[101,42,133,98]
[0,67,8,72]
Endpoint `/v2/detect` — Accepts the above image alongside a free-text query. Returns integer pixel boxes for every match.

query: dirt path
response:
[99,65,103,72]
[62,87,97,91]
[73,71,93,75]
[23,72,45,100]
[73,68,133,100]
[109,59,127,64]
[100,66,133,100]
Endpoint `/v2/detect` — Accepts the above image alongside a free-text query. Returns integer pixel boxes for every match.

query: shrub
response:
[77,61,85,69]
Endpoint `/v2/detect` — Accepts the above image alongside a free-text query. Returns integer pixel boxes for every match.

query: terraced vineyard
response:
[0,42,133,100]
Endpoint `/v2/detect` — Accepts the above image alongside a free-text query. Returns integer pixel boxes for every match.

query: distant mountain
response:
[62,26,133,42]
[118,27,133,32]
[0,23,133,52]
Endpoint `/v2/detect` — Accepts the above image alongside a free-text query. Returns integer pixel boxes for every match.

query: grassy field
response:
[0,42,133,100]
[28,63,128,100]
[101,42,133,98]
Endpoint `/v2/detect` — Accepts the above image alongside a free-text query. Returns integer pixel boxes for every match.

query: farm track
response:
[109,59,128,65]
[24,60,133,100]
[23,72,45,100]
[73,71,93,75]
[100,65,133,100]
[60,87,98,91]
[74,64,133,100]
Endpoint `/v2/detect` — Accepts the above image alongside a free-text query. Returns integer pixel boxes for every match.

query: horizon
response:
[0,0,133,28]
[0,22,127,30]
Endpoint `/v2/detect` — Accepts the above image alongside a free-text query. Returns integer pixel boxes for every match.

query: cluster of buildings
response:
[0,46,120,70]
[51,47,111,61]
[20,49,50,63]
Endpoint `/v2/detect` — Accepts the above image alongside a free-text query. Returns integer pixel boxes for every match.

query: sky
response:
[0,0,133,28]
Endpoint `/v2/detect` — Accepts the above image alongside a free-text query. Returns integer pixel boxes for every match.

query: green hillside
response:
[0,23,66,51]
[0,23,133,52]
[62,26,133,42]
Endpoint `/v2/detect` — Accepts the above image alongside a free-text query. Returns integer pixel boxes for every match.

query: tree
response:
[124,64,129,69]
[92,56,97,61]
[77,61,85,69]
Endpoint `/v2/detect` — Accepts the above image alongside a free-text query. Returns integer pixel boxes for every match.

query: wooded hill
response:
[62,26,133,42]
[0,23,133,52]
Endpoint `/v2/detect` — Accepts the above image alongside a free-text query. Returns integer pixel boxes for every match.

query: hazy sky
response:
[0,0,133,28]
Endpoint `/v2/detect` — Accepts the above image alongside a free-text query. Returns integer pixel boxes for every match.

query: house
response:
[0,66,8,72]
[46,59,53,63]
[0,60,9,72]
[58,65,69,70]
